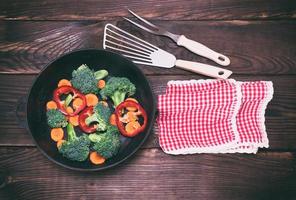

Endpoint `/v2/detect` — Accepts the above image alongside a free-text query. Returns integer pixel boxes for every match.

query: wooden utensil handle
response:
[177,35,230,66]
[175,59,232,79]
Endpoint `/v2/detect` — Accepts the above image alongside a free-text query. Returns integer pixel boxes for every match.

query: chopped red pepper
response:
[53,86,86,116]
[115,100,147,137]
[78,106,97,133]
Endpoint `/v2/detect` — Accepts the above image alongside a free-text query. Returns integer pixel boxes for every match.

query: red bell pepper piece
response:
[115,100,148,137]
[53,86,86,116]
[78,106,97,133]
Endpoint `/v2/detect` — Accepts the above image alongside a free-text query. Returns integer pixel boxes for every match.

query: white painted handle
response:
[177,35,230,66]
[175,59,232,79]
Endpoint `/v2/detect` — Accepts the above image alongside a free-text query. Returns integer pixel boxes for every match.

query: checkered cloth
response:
[157,79,273,154]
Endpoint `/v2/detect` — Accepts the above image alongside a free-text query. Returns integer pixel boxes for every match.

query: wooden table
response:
[1,1,296,199]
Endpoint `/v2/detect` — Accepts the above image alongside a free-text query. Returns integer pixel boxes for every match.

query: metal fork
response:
[124,9,230,66]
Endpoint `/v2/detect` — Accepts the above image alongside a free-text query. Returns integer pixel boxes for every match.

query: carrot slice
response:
[66,106,74,114]
[125,121,141,134]
[126,98,139,111]
[50,128,64,142]
[58,79,72,87]
[109,114,117,126]
[46,101,57,110]
[57,139,65,149]
[69,115,79,126]
[73,98,83,110]
[90,151,106,165]
[127,112,138,122]
[85,94,99,107]
[97,80,106,89]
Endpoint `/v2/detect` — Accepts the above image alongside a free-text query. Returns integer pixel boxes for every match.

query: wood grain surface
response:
[1,0,296,199]
[1,20,296,75]
[2,0,296,21]
[0,147,296,200]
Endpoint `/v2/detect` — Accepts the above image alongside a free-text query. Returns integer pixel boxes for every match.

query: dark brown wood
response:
[2,0,296,20]
[1,20,296,75]
[0,147,296,200]
[0,74,295,150]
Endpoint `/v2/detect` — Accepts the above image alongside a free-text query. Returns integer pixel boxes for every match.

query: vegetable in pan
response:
[71,64,108,94]
[89,126,121,159]
[58,124,90,162]
[46,64,148,165]
[46,109,68,128]
[100,77,136,107]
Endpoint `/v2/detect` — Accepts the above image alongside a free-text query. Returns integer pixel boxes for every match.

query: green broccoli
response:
[71,64,108,94]
[85,102,111,132]
[46,109,68,128]
[89,126,121,159]
[59,124,90,162]
[100,77,136,107]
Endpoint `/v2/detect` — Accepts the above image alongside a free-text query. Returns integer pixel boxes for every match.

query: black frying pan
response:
[26,49,156,171]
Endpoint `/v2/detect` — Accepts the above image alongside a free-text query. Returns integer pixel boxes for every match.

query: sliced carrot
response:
[66,106,74,114]
[97,80,106,89]
[69,115,79,126]
[46,100,57,110]
[57,139,66,149]
[127,112,138,122]
[100,101,108,107]
[50,128,64,142]
[58,79,72,87]
[73,98,83,110]
[125,121,141,134]
[85,94,99,107]
[109,114,117,126]
[126,98,139,111]
[90,151,106,165]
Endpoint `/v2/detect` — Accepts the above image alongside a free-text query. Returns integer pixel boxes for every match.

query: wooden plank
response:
[1,0,296,20]
[0,147,296,200]
[0,74,295,150]
[1,20,296,75]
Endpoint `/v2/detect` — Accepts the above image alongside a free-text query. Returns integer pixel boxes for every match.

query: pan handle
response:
[15,95,28,129]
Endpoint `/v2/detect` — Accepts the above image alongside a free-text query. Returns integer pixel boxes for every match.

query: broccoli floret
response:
[85,102,111,132]
[90,126,121,159]
[59,124,90,162]
[100,77,136,107]
[71,64,108,94]
[46,109,68,128]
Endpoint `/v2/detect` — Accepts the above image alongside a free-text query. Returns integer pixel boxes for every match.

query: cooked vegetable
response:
[89,151,106,165]
[78,107,97,133]
[64,94,73,107]
[53,86,86,116]
[57,139,66,149]
[46,101,57,110]
[100,77,136,107]
[73,98,83,110]
[115,100,147,137]
[90,126,121,159]
[71,64,108,94]
[58,79,72,87]
[109,114,117,126]
[66,106,74,114]
[85,94,99,107]
[59,124,90,161]
[97,80,106,89]
[125,98,138,111]
[84,102,111,132]
[47,109,68,128]
[50,128,64,142]
[69,115,79,126]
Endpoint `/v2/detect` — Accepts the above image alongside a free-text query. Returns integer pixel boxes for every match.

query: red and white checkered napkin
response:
[157,79,273,154]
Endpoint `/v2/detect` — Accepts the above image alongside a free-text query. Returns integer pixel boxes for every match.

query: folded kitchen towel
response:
[157,79,273,154]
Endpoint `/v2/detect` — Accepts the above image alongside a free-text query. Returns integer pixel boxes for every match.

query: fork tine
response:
[123,17,157,35]
[127,9,158,29]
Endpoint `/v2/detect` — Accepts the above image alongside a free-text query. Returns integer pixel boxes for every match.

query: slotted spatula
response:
[103,24,232,79]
